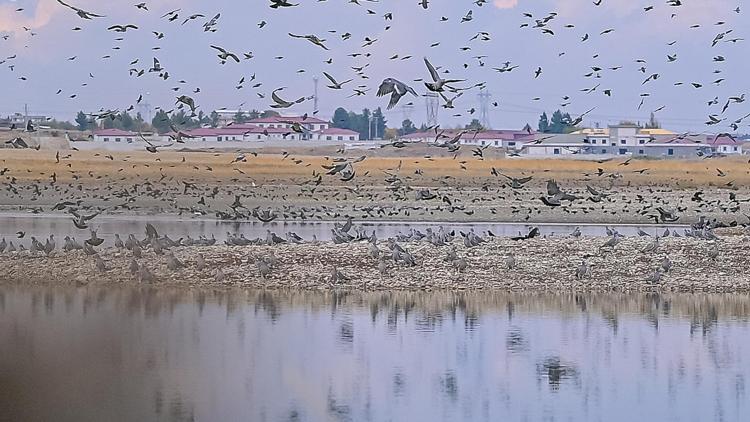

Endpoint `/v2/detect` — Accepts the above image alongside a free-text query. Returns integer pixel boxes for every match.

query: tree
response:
[538,112,549,133]
[133,112,146,131]
[247,109,261,120]
[645,112,661,129]
[48,119,76,130]
[372,107,387,139]
[548,109,574,133]
[358,108,371,139]
[119,112,135,131]
[465,119,484,131]
[75,111,90,131]
[332,107,351,129]
[233,110,248,124]
[209,111,220,128]
[260,110,280,118]
[399,119,418,136]
[152,110,171,133]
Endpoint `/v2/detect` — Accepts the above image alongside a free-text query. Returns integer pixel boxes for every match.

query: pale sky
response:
[0,0,747,131]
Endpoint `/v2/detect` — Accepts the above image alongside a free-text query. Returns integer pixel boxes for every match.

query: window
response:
[639,139,645,144]
[494,141,499,146]
[338,136,343,141]
[601,149,606,154]
[620,140,626,145]
[115,137,121,142]
[667,148,674,156]
[257,135,262,139]
[734,146,739,152]
[103,137,109,142]
[619,148,627,155]
[481,141,486,146]
[127,139,133,144]
[326,136,332,140]
[217,136,222,142]
[638,149,644,155]
[553,148,561,155]
[349,136,355,141]
[508,141,515,146]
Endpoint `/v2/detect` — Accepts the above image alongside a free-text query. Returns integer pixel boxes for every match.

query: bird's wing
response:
[271,89,287,104]
[322,72,338,85]
[424,57,440,81]
[377,80,395,97]
[210,45,226,53]
[547,180,561,195]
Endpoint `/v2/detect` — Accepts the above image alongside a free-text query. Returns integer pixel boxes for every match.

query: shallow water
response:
[1,287,748,422]
[0,212,687,247]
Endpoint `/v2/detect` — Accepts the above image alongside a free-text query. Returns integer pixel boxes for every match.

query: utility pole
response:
[24,103,28,123]
[478,88,492,129]
[313,77,319,113]
[425,93,439,127]
[401,104,415,122]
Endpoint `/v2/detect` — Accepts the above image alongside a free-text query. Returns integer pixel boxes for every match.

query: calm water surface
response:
[1,287,748,422]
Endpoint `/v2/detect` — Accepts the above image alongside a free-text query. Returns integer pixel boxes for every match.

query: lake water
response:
[0,212,687,247]
[1,286,748,422]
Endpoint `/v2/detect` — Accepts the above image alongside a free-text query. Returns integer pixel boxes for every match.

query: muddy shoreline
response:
[2,234,749,293]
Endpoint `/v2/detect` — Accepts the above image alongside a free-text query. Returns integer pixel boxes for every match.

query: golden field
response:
[0,147,748,188]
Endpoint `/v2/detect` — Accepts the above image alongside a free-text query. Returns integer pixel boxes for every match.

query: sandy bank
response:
[2,234,749,293]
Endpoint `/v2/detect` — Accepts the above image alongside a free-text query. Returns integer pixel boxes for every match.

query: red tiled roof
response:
[248,116,328,124]
[710,135,738,146]
[244,126,296,134]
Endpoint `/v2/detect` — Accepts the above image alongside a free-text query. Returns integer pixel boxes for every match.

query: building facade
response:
[160,116,359,144]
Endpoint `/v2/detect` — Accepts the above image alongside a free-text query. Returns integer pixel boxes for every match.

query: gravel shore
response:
[2,234,749,293]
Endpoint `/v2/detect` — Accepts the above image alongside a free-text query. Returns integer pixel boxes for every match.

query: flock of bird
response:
[0,212,738,285]
[1,0,748,134]
[1,1,750,286]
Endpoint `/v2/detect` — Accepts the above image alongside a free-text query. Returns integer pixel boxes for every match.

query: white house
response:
[521,134,589,156]
[402,129,535,149]
[92,129,139,144]
[160,115,360,144]
[707,134,743,155]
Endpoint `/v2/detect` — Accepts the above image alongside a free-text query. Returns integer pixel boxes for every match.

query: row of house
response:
[402,124,744,158]
[86,116,744,158]
[91,116,361,145]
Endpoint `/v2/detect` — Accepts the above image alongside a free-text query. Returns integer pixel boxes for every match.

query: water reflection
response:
[1,287,749,421]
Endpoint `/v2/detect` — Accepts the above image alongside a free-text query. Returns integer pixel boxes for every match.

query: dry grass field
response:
[1,147,748,189]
